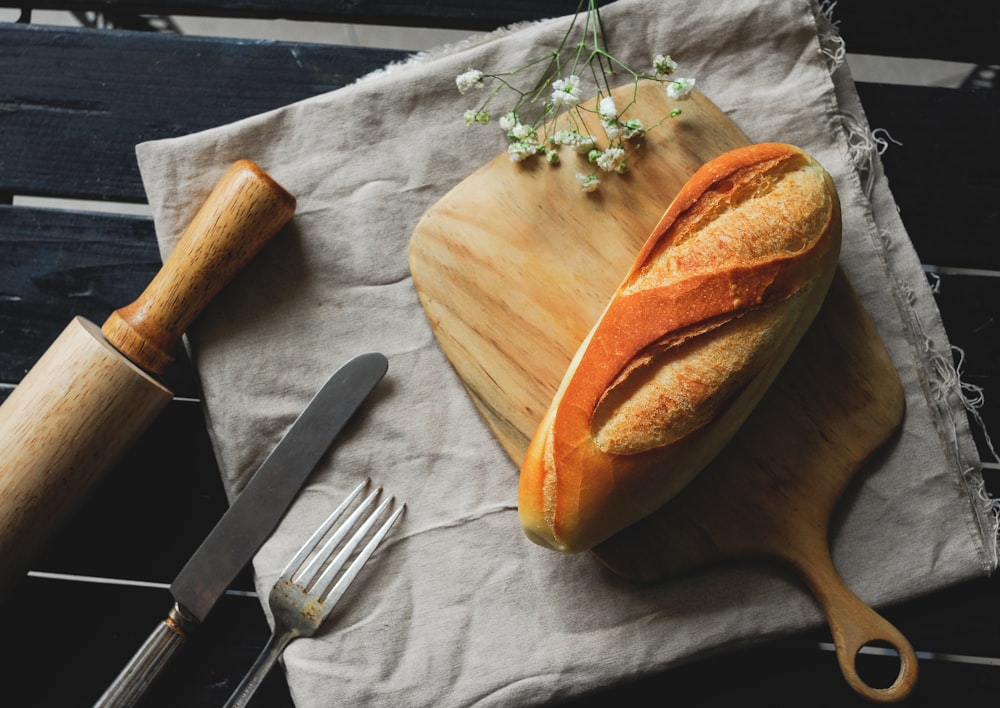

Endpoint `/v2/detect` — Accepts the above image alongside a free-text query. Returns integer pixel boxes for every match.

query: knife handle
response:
[94,603,198,708]
[102,160,296,375]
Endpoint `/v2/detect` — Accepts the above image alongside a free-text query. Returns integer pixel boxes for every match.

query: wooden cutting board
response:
[409,82,915,701]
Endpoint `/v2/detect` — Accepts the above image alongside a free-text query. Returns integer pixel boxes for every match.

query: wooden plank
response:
[6,0,999,65]
[561,612,1000,706]
[832,0,1000,66]
[0,395,255,706]
[929,270,1000,466]
[6,0,596,30]
[25,398,226,579]
[2,28,995,212]
[6,575,1000,707]
[0,24,407,201]
[0,206,159,370]
[856,82,1000,269]
[3,25,994,237]
[0,205,201,394]
[0,7,996,704]
[6,578,292,707]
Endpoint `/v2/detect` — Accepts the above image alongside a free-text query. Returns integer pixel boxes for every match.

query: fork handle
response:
[224,630,298,708]
[94,603,198,708]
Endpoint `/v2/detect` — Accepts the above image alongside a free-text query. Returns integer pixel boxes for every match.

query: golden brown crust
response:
[517,143,842,552]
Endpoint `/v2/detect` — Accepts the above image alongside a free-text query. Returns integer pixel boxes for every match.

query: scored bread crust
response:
[518,143,842,553]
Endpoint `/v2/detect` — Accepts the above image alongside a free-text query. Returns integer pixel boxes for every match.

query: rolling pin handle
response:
[102,160,296,374]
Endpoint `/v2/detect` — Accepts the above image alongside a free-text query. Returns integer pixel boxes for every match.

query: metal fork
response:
[223,479,404,708]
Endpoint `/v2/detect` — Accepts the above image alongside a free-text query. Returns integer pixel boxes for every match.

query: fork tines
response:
[224,480,404,708]
[285,479,404,608]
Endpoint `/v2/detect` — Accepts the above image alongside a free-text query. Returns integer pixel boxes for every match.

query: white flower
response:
[499,111,518,132]
[622,117,645,139]
[464,109,489,125]
[550,74,583,108]
[576,173,600,192]
[452,2,696,196]
[598,95,618,121]
[596,146,626,172]
[551,130,597,153]
[598,95,623,139]
[509,122,536,142]
[456,69,485,94]
[667,77,696,100]
[508,141,540,162]
[550,129,573,145]
[653,54,678,78]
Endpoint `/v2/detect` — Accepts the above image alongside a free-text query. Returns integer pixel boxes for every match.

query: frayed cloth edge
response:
[818,1,1000,567]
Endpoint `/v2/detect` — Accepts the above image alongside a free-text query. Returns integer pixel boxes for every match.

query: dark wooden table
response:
[2,2,998,705]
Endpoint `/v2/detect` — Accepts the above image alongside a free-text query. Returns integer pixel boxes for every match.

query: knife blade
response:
[94,351,388,708]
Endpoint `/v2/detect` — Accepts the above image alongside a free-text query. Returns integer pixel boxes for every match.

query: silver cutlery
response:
[94,353,388,707]
[224,479,404,708]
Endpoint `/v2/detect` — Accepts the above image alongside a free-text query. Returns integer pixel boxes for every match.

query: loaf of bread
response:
[518,142,842,553]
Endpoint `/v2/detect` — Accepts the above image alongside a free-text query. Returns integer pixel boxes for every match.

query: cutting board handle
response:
[792,542,919,703]
[102,160,296,374]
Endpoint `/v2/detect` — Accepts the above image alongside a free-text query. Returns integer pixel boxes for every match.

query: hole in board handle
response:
[854,639,903,691]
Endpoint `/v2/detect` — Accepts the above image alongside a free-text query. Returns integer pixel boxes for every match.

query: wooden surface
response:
[0,159,294,599]
[411,82,752,461]
[0,317,172,595]
[11,0,1000,64]
[0,2,997,706]
[410,83,913,700]
[0,23,400,202]
[102,160,295,374]
[595,272,914,701]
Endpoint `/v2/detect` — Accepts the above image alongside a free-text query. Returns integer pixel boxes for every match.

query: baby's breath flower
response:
[596,146,626,172]
[456,69,485,94]
[653,54,678,78]
[549,130,572,145]
[464,109,490,126]
[454,2,696,194]
[576,173,600,192]
[667,77,696,100]
[510,122,535,142]
[551,129,597,154]
[622,118,645,139]
[598,95,623,139]
[550,75,583,108]
[499,111,518,132]
[598,96,618,121]
[508,141,540,162]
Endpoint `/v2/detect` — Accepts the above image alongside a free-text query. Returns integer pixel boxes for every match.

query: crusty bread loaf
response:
[518,142,842,553]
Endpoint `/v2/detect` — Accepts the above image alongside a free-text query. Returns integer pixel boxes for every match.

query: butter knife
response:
[94,351,388,707]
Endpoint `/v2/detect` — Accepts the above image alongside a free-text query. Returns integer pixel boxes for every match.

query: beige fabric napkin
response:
[135,1,997,704]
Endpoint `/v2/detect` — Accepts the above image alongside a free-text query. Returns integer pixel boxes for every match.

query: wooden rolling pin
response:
[0,160,295,598]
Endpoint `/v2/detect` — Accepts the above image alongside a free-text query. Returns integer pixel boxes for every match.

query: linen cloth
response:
[135,1,997,704]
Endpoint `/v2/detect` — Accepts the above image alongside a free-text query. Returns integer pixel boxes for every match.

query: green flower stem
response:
[456,0,695,191]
